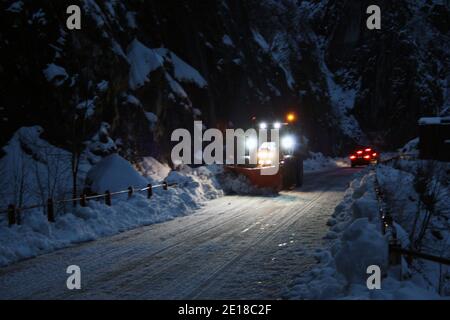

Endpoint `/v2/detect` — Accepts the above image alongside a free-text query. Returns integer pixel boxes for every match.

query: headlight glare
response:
[281,136,295,149]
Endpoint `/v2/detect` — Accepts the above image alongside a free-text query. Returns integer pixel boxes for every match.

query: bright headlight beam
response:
[259,122,267,130]
[273,122,281,129]
[281,136,295,149]
[245,137,257,150]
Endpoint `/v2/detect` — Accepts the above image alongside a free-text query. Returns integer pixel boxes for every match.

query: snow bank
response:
[0,180,220,267]
[400,138,419,156]
[85,154,149,194]
[1,127,283,267]
[217,170,276,196]
[166,165,224,201]
[335,218,388,284]
[0,161,224,267]
[288,165,446,299]
[137,157,171,183]
[0,129,224,267]
[304,152,343,173]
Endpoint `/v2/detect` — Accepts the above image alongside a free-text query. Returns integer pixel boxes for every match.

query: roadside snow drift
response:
[0,128,223,267]
[304,152,343,173]
[288,164,447,299]
[85,154,149,194]
[1,127,340,267]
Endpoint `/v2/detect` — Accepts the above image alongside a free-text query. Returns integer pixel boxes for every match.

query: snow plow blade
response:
[225,166,283,192]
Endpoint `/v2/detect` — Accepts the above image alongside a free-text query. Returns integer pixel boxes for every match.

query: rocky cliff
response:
[1,0,448,162]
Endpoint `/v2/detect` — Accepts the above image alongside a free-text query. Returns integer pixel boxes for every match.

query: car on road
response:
[349,147,380,167]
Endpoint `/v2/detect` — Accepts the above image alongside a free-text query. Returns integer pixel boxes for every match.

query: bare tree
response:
[11,142,29,210]
[437,233,450,295]
[0,135,31,225]
[69,112,87,207]
[67,62,95,207]
[411,161,444,250]
[33,145,71,215]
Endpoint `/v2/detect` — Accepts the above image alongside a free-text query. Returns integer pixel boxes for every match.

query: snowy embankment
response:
[304,152,347,173]
[287,162,449,299]
[0,128,347,267]
[0,127,223,267]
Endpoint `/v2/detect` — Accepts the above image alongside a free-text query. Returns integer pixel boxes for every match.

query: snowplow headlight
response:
[258,150,268,159]
[257,149,275,166]
[273,122,281,129]
[245,137,258,150]
[281,135,295,150]
[259,122,268,129]
[258,159,273,165]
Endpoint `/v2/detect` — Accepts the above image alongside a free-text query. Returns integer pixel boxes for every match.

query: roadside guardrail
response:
[373,168,450,271]
[0,182,177,227]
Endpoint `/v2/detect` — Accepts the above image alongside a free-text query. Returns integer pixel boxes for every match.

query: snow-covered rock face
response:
[319,0,449,148]
[1,1,449,157]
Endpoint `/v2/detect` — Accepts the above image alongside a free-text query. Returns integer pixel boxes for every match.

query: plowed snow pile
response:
[287,163,449,299]
[0,127,224,267]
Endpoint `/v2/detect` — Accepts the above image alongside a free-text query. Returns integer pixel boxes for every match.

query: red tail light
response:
[357,150,363,154]
[350,155,356,160]
[365,148,372,152]
[364,155,370,159]
[372,153,377,157]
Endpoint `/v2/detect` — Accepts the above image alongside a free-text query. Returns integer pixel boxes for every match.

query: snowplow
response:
[226,113,306,192]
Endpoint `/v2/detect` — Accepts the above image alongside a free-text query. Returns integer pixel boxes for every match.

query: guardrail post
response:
[105,191,112,206]
[7,204,16,227]
[163,182,168,191]
[16,208,21,225]
[80,193,87,207]
[128,186,134,199]
[388,240,403,280]
[47,198,55,222]
[147,184,153,199]
[389,241,402,266]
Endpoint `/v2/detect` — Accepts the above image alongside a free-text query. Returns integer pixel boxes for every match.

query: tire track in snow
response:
[183,187,334,299]
[92,171,343,298]
[0,198,269,299]
[0,168,359,299]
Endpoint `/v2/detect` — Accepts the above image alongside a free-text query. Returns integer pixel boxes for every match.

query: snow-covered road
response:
[0,168,360,300]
